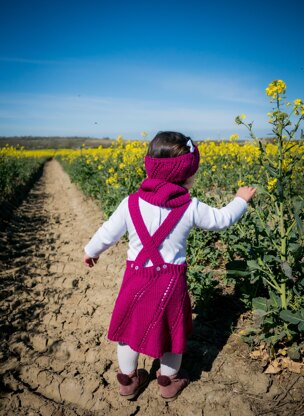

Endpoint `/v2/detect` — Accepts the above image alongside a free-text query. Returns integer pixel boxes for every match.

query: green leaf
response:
[293,198,304,236]
[289,243,301,255]
[279,310,303,325]
[277,330,286,341]
[254,309,268,318]
[264,315,274,325]
[264,255,280,263]
[280,261,293,280]
[298,321,304,332]
[252,297,268,312]
[294,210,303,236]
[227,269,249,276]
[293,198,304,212]
[288,344,301,360]
[247,260,263,271]
[251,183,268,195]
[269,290,281,308]
[264,164,278,177]
[232,244,249,252]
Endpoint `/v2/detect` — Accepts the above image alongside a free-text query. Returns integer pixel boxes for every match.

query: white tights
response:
[117,343,182,377]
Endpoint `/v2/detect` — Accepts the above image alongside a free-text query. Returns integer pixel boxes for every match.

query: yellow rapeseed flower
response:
[294,98,302,106]
[229,134,239,142]
[106,173,119,187]
[267,178,277,191]
[266,80,286,100]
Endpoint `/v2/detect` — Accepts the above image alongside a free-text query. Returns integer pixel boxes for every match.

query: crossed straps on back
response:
[128,193,191,267]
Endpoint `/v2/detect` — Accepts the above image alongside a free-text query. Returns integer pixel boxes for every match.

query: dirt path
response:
[0,159,303,416]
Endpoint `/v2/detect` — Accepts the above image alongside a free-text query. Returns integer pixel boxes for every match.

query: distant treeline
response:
[1,135,300,150]
[0,136,115,149]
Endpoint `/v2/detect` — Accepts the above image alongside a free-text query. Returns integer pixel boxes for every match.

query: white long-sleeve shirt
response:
[84,196,248,266]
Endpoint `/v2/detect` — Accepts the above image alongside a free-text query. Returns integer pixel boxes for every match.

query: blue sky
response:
[0,0,303,140]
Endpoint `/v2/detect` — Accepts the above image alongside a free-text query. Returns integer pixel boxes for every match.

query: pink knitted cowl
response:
[137,145,200,208]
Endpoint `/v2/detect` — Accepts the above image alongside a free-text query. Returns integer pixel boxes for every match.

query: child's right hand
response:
[236,186,256,202]
[83,254,99,268]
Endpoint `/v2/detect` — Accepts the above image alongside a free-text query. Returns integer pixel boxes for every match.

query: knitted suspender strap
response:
[128,193,164,266]
[147,199,191,250]
[135,201,190,266]
[128,193,191,267]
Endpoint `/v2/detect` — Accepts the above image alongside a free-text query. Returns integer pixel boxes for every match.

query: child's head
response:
[147,131,191,158]
[144,131,200,187]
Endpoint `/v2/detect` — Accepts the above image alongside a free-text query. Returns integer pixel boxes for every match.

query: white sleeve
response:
[84,196,128,258]
[191,196,248,231]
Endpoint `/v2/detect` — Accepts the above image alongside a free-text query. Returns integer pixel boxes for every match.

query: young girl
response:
[83,131,256,401]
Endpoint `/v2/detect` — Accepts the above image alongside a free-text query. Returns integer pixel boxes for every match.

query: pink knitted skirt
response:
[107,260,193,358]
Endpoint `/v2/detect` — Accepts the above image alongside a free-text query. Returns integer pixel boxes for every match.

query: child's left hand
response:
[83,254,99,268]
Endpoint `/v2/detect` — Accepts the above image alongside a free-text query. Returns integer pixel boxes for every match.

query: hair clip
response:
[186,139,195,153]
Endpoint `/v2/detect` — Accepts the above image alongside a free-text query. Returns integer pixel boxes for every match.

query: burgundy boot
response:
[156,368,189,401]
[117,368,149,400]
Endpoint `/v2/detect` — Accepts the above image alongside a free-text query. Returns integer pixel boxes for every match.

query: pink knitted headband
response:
[144,144,200,183]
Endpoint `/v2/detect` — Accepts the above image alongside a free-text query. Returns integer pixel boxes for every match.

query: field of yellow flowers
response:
[53,137,302,216]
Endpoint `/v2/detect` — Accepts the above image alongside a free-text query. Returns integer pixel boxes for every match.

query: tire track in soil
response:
[0,159,303,416]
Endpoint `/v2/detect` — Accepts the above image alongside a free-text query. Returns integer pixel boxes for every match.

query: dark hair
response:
[147,131,192,158]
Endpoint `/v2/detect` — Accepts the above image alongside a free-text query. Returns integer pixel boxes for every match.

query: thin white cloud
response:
[0,92,270,138]
[151,70,264,105]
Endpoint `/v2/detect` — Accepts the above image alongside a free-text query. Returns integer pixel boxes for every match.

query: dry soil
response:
[0,159,303,416]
